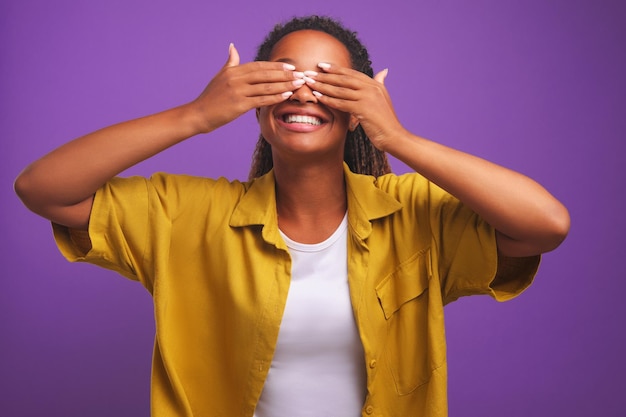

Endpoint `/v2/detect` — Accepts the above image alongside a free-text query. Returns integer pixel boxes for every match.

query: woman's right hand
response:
[15,43,303,229]
[191,44,304,133]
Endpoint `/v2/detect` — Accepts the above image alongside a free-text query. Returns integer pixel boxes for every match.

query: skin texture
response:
[257,31,360,242]
[258,30,355,162]
[14,29,570,253]
[13,44,303,230]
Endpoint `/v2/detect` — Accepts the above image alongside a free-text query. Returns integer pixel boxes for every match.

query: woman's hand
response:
[192,44,305,133]
[303,63,407,151]
[305,63,569,257]
[15,43,307,229]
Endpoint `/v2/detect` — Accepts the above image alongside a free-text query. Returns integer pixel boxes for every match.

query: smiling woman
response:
[258,30,355,175]
[14,15,569,417]
[249,17,391,181]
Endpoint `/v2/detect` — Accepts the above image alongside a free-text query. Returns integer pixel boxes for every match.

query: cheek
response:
[257,108,273,134]
[334,111,351,129]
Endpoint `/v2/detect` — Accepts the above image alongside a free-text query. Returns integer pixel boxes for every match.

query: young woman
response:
[15,16,569,417]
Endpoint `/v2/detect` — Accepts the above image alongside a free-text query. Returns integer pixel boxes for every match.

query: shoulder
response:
[351,170,474,234]
[113,173,251,202]
[145,172,246,192]
[98,173,251,217]
[361,171,453,209]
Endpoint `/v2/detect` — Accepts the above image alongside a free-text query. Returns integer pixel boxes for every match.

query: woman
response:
[15,16,569,417]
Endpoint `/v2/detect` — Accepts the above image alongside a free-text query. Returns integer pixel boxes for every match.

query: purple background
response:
[2,0,624,416]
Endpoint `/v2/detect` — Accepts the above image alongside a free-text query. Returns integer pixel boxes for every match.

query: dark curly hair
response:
[248,15,391,180]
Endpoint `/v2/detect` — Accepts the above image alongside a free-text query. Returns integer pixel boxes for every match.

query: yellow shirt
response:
[53,164,539,417]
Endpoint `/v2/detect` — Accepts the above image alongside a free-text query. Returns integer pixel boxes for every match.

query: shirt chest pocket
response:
[375,248,444,395]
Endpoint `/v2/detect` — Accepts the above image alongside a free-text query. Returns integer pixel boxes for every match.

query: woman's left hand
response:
[305,64,570,257]
[304,64,407,151]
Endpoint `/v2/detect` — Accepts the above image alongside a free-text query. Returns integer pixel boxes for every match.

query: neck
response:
[273,160,347,243]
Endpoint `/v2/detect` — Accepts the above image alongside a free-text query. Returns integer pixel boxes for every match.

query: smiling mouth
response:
[282,114,323,126]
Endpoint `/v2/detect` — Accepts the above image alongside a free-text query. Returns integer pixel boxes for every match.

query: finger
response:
[226,43,240,67]
[242,78,305,97]
[246,91,294,108]
[243,67,304,84]
[310,92,353,113]
[243,60,298,72]
[374,68,388,85]
[317,62,335,72]
[309,65,374,92]
[316,62,369,79]
[226,61,301,90]
[304,77,360,101]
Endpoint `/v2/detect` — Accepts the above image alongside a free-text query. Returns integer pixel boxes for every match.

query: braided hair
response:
[248,15,391,180]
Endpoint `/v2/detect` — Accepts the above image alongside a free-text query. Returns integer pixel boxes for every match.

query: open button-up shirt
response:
[54,164,539,416]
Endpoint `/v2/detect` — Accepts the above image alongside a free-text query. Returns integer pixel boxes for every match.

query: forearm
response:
[15,103,203,218]
[384,132,570,256]
[16,45,304,229]
[301,64,570,255]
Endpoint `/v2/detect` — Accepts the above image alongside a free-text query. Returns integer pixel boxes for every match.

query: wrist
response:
[182,100,214,135]
[375,127,414,154]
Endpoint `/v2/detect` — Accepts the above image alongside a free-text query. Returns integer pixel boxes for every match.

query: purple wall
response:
[2,0,624,415]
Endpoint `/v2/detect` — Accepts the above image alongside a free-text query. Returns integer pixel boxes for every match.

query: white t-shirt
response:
[254,214,366,417]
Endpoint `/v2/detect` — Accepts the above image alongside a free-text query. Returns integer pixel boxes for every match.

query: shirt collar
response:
[229,163,402,240]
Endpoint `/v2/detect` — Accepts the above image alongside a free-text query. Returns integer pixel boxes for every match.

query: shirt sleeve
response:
[425,179,540,305]
[52,175,159,291]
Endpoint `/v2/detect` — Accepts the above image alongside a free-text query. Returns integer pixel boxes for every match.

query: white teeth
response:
[284,114,322,125]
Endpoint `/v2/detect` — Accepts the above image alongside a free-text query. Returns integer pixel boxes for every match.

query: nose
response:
[290,83,318,104]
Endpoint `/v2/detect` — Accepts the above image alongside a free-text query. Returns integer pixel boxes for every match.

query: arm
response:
[306,65,570,257]
[382,133,570,257]
[15,45,302,230]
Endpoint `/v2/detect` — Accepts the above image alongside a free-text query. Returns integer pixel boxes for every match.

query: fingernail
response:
[283,63,296,71]
[304,76,315,84]
[292,79,305,87]
[312,91,323,98]
[282,91,293,99]
[304,70,318,77]
[317,62,331,70]
[293,71,305,79]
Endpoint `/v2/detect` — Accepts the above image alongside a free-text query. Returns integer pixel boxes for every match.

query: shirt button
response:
[369,359,377,369]
[365,405,374,414]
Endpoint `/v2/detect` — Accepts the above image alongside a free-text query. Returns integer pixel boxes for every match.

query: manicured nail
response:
[282,91,293,99]
[304,76,315,84]
[303,70,318,77]
[292,79,305,87]
[317,62,331,70]
[312,91,323,98]
[293,71,305,79]
[283,63,296,71]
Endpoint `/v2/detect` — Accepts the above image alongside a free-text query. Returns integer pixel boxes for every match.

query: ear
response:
[348,114,360,132]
